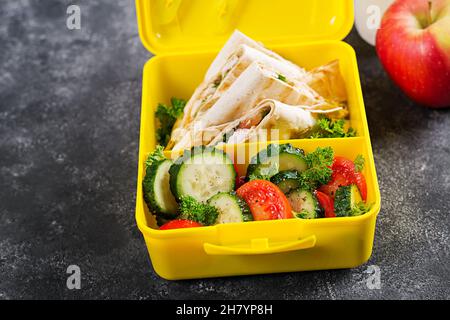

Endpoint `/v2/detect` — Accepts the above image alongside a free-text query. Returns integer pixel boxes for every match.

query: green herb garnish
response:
[296,210,311,219]
[277,74,287,83]
[299,147,334,190]
[310,118,356,139]
[145,145,166,170]
[179,196,219,226]
[354,154,365,172]
[351,202,373,216]
[155,97,187,147]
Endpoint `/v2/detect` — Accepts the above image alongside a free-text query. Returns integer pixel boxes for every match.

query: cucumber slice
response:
[287,189,322,219]
[208,193,253,224]
[270,170,302,194]
[247,144,307,181]
[334,185,363,217]
[143,159,178,218]
[169,147,236,203]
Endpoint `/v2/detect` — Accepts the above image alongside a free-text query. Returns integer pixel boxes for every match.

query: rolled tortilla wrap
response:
[209,100,318,146]
[205,30,303,81]
[173,44,308,141]
[167,31,350,150]
[170,62,306,149]
[196,62,326,129]
[211,99,348,147]
[172,105,272,151]
[173,99,344,151]
[170,61,342,150]
[306,60,347,103]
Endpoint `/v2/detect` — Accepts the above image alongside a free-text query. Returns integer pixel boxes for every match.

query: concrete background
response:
[0,0,449,299]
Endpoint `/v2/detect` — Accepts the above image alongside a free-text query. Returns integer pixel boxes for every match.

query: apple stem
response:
[426,1,433,27]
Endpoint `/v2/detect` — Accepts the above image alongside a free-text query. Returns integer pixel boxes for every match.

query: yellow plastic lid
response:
[136,0,354,55]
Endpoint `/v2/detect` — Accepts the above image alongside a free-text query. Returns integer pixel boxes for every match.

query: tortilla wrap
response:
[173,99,343,151]
[169,62,306,149]
[210,100,319,146]
[174,43,308,139]
[166,31,349,150]
[205,30,303,81]
[306,60,347,103]
[170,60,346,150]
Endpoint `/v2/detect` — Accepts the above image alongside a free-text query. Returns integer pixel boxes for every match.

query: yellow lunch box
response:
[135,0,381,280]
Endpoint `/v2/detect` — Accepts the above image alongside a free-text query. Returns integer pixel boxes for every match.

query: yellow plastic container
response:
[135,0,381,280]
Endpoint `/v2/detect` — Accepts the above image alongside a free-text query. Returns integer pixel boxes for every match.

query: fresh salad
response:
[143,144,372,230]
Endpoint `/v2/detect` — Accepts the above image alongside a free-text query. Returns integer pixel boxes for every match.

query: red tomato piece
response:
[333,156,356,172]
[353,172,368,202]
[319,172,349,198]
[321,156,369,202]
[160,220,202,230]
[316,191,336,218]
[237,180,293,221]
[332,156,356,182]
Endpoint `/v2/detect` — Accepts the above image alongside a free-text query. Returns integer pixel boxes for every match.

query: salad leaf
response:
[299,147,334,190]
[354,154,365,172]
[310,118,356,139]
[170,97,187,117]
[179,196,219,226]
[145,145,166,170]
[352,202,373,216]
[155,97,187,146]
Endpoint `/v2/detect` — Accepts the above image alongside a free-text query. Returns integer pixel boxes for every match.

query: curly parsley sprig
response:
[155,97,187,147]
[310,118,356,139]
[298,147,334,190]
[179,196,219,226]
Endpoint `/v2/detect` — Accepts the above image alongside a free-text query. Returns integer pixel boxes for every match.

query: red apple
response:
[376,0,450,108]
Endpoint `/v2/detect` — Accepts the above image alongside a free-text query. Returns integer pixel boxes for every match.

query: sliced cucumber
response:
[247,144,307,181]
[334,185,363,217]
[287,189,322,219]
[270,170,302,194]
[169,147,236,203]
[208,193,253,225]
[143,159,178,218]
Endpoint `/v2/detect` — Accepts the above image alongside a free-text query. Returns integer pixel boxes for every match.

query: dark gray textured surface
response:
[0,0,449,300]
